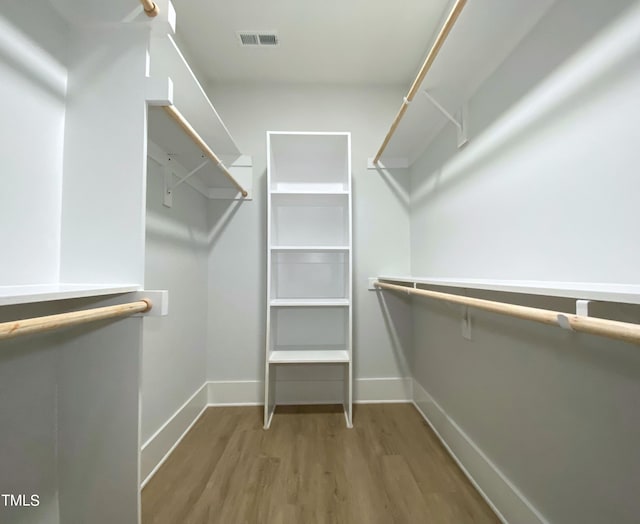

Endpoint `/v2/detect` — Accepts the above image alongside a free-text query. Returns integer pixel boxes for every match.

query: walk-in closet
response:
[1,0,639,523]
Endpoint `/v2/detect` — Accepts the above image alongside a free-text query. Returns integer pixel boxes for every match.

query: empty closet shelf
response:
[270,246,350,251]
[269,350,350,364]
[269,298,350,307]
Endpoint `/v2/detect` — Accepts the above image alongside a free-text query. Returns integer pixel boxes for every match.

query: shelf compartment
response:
[271,193,349,247]
[269,349,350,364]
[271,250,349,300]
[269,133,350,192]
[270,306,348,352]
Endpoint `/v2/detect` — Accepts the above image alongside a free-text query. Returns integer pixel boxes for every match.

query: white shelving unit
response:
[265,132,352,429]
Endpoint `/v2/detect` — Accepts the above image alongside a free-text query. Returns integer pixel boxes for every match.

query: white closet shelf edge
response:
[376,275,640,305]
[0,283,142,306]
[269,350,350,364]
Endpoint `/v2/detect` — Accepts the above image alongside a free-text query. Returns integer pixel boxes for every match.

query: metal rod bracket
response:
[422,90,468,148]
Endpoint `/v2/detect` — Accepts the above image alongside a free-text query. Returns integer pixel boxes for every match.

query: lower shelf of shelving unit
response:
[270,298,350,307]
[269,350,350,364]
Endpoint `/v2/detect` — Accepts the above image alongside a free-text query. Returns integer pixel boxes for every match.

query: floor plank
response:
[142,404,499,524]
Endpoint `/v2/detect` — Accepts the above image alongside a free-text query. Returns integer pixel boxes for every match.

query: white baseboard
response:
[140,383,208,488]
[207,377,412,405]
[412,379,548,524]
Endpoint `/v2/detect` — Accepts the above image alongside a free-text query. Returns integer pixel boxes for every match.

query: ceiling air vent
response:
[258,33,278,46]
[237,31,279,47]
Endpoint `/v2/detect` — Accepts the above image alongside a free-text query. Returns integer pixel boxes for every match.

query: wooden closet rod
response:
[162,105,249,198]
[140,0,159,17]
[375,281,640,346]
[0,300,152,341]
[373,0,467,164]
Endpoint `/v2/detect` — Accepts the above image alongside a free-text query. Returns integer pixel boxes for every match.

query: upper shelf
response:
[377,276,640,305]
[147,34,251,199]
[0,284,141,307]
[378,0,556,165]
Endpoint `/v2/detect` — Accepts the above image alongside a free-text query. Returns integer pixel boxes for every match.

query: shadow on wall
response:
[206,199,243,248]
[411,2,640,209]
[375,290,413,376]
[369,167,410,212]
[413,285,640,381]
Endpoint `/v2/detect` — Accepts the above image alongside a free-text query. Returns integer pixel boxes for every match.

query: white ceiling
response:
[172,0,452,86]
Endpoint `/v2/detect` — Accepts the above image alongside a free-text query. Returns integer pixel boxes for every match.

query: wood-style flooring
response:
[142,404,499,524]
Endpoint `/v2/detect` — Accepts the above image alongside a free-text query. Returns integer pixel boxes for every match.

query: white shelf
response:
[147,34,251,200]
[378,2,557,165]
[270,245,350,251]
[0,283,141,307]
[271,189,349,195]
[269,350,350,364]
[378,275,640,305]
[270,298,350,307]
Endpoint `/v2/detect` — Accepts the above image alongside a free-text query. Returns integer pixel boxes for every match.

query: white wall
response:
[0,2,67,285]
[409,1,640,523]
[205,84,413,398]
[142,159,208,443]
[411,0,640,283]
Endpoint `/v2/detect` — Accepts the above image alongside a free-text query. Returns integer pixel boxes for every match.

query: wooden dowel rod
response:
[373,100,410,165]
[162,105,248,198]
[373,0,467,164]
[140,0,159,17]
[375,281,640,346]
[0,300,152,342]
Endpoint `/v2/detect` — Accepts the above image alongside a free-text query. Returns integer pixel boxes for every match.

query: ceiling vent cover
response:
[258,33,278,46]
[237,31,279,47]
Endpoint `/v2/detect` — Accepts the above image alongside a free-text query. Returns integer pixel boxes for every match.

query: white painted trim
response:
[207,377,412,406]
[412,379,549,524]
[140,382,208,488]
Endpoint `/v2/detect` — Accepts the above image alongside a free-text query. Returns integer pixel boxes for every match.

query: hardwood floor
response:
[142,404,499,524]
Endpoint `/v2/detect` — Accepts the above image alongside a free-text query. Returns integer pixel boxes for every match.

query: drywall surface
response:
[142,159,208,442]
[205,85,412,394]
[410,0,640,283]
[0,305,61,524]
[0,2,67,285]
[409,1,640,523]
[60,25,148,285]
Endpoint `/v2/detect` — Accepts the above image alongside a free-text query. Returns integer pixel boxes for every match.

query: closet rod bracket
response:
[421,90,468,148]
[163,157,209,207]
[576,300,592,317]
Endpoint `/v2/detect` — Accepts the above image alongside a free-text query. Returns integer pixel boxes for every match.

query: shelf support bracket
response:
[422,90,468,148]
[163,157,209,207]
